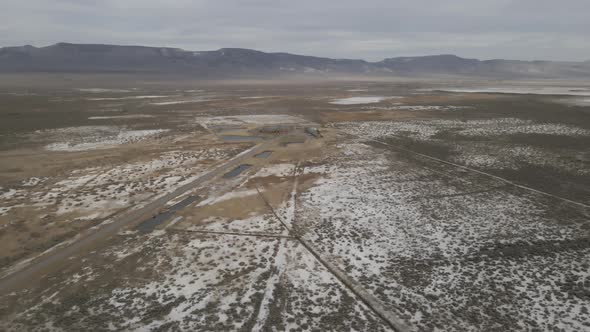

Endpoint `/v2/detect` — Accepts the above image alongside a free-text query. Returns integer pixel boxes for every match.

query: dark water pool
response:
[223,164,252,178]
[254,151,273,158]
[136,196,199,233]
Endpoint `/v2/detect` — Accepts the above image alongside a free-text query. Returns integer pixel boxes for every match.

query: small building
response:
[305,127,321,138]
[259,125,293,135]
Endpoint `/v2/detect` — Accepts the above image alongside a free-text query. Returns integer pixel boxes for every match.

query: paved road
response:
[0,141,273,294]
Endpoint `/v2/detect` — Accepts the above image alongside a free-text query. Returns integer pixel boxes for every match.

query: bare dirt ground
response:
[0,76,589,331]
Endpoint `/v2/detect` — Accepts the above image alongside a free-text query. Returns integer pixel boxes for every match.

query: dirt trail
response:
[256,164,411,332]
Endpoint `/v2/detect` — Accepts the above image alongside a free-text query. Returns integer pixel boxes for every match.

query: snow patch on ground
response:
[369,105,473,111]
[88,115,154,120]
[252,164,295,178]
[330,96,399,105]
[196,114,308,128]
[570,97,590,106]
[1,148,238,221]
[0,206,12,216]
[336,118,589,173]
[240,96,278,99]
[21,177,48,187]
[1,188,20,200]
[44,127,168,151]
[187,213,286,235]
[197,189,259,207]
[150,98,213,105]
[337,118,590,140]
[76,88,132,93]
[553,97,590,106]
[297,142,590,331]
[4,231,389,331]
[87,95,172,101]
[433,86,590,96]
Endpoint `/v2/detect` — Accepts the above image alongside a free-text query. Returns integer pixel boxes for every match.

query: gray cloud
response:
[1,0,589,61]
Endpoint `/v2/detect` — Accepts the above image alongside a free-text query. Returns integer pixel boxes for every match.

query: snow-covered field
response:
[0,148,239,221]
[252,163,295,178]
[42,126,168,151]
[88,114,154,120]
[75,88,132,93]
[2,83,588,331]
[296,142,590,331]
[240,96,279,99]
[186,212,286,235]
[0,226,390,331]
[336,119,590,173]
[359,105,472,111]
[330,96,400,105]
[433,86,590,96]
[150,97,213,105]
[196,188,260,207]
[196,114,308,128]
[87,95,172,101]
[176,163,298,235]
[337,118,590,140]
[556,97,590,106]
[574,97,590,105]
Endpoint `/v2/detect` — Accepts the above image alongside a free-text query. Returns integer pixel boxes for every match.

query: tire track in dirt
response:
[371,139,590,209]
[256,163,411,332]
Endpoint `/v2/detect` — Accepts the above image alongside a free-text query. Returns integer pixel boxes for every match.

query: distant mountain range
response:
[1,42,589,79]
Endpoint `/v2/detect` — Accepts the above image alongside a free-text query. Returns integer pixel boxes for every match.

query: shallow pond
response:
[223,164,253,178]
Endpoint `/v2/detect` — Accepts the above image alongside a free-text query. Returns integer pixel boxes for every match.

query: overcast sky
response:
[1,0,589,61]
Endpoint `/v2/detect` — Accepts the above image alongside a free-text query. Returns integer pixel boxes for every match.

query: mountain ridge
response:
[1,42,589,79]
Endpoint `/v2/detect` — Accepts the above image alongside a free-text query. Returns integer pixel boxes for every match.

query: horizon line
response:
[2,41,588,64]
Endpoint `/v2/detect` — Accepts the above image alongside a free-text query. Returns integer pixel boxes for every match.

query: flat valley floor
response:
[0,75,589,331]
